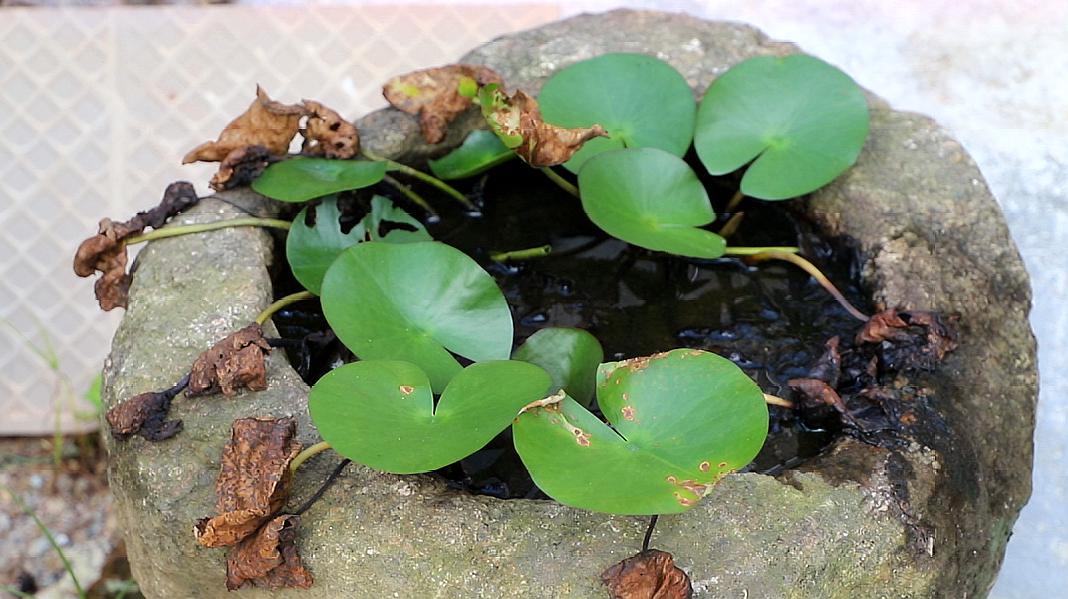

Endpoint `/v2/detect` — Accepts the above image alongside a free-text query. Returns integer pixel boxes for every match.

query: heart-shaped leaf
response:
[513,328,603,407]
[251,157,387,202]
[538,53,696,173]
[578,148,725,259]
[310,360,551,474]
[694,54,870,200]
[428,130,515,180]
[286,196,429,294]
[514,349,768,515]
[320,241,513,392]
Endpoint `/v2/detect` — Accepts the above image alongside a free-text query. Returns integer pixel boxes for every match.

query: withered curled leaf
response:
[855,308,911,344]
[183,86,305,164]
[788,377,850,415]
[482,86,607,167]
[73,182,199,310]
[105,377,188,442]
[856,308,958,371]
[209,145,271,192]
[188,324,272,397]
[225,515,313,591]
[808,335,842,387]
[195,417,301,548]
[301,100,360,159]
[601,549,693,599]
[383,64,502,144]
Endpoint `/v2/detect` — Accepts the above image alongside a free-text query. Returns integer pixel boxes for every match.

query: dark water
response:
[274,159,871,496]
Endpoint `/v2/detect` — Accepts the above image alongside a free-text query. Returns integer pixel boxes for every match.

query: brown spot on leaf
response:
[485,87,608,167]
[399,385,415,395]
[188,324,272,397]
[73,182,199,310]
[383,64,501,144]
[225,515,313,591]
[698,461,710,472]
[621,406,636,421]
[602,549,693,599]
[105,378,187,442]
[195,417,301,548]
[718,461,727,470]
[574,428,592,447]
[301,99,360,159]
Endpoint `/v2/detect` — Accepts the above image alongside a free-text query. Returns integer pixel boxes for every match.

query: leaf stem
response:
[293,458,351,516]
[362,149,476,211]
[763,393,794,408]
[725,189,745,212]
[642,515,658,552]
[382,174,438,217]
[723,246,800,256]
[540,167,580,198]
[124,217,292,245]
[717,211,745,238]
[490,244,552,262]
[289,440,332,474]
[255,290,316,326]
[744,251,870,322]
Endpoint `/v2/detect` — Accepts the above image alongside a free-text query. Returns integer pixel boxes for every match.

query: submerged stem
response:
[289,441,332,474]
[124,217,292,245]
[723,246,800,256]
[745,251,870,322]
[490,244,553,262]
[540,167,580,198]
[382,174,438,217]
[725,189,745,212]
[362,149,476,211]
[255,290,315,326]
[717,211,745,238]
[763,393,794,408]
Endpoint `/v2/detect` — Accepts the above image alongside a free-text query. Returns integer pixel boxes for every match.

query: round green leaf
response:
[694,54,870,200]
[538,53,696,173]
[428,130,515,180]
[310,360,551,474]
[578,147,725,259]
[320,241,513,392]
[251,157,387,202]
[513,328,604,407]
[514,349,768,515]
[286,196,429,295]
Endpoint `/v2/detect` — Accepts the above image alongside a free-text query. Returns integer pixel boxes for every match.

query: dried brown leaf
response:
[195,417,301,548]
[183,86,305,164]
[855,308,910,344]
[105,385,184,442]
[225,515,313,591]
[383,64,501,144]
[602,549,693,599]
[808,335,842,386]
[187,324,272,397]
[489,89,608,167]
[209,145,271,191]
[301,100,359,159]
[788,377,851,416]
[73,182,198,310]
[904,310,959,361]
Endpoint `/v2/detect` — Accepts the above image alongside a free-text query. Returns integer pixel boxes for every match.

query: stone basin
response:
[102,10,1037,598]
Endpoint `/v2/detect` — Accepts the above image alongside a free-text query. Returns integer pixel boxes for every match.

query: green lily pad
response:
[694,54,870,200]
[428,130,515,180]
[310,360,551,474]
[320,241,513,392]
[513,328,603,407]
[286,195,429,294]
[578,147,725,259]
[514,349,768,515]
[538,53,696,173]
[251,157,387,202]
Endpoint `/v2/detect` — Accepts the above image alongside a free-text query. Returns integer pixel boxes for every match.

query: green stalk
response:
[7,488,85,598]
[124,217,292,245]
[362,149,476,211]
[540,167,580,198]
[723,246,800,256]
[490,244,553,262]
[255,290,316,326]
[290,441,332,473]
[383,174,438,217]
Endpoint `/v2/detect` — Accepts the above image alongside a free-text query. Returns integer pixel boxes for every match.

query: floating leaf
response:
[513,327,603,407]
[694,54,870,200]
[309,360,551,473]
[513,349,767,515]
[320,241,513,392]
[428,129,515,179]
[286,196,429,294]
[578,148,725,259]
[251,157,387,203]
[480,84,607,167]
[538,53,696,173]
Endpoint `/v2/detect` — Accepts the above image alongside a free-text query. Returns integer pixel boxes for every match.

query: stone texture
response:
[104,10,1036,598]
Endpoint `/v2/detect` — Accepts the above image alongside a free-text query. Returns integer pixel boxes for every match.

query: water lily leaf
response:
[513,349,767,515]
[365,195,431,244]
[251,157,387,203]
[320,241,513,392]
[286,197,365,295]
[578,148,725,259]
[538,53,697,173]
[513,327,603,407]
[694,54,870,200]
[428,129,515,179]
[480,84,607,167]
[309,360,551,473]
